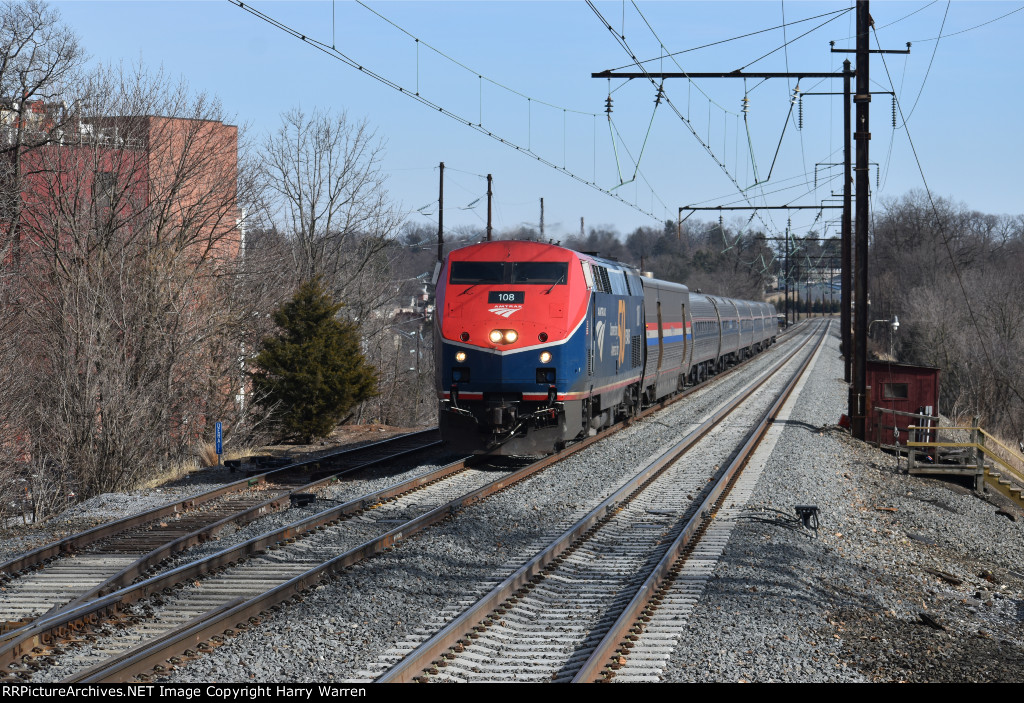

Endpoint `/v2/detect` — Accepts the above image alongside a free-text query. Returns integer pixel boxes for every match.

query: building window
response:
[94,170,115,210]
[883,383,909,400]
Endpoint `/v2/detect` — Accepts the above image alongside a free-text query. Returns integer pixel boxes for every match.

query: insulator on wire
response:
[892,95,897,128]
[654,83,665,106]
[798,96,803,130]
[605,95,613,118]
[741,95,750,114]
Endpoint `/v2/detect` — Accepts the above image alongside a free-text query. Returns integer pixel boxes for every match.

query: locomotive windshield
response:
[450,261,504,284]
[449,261,568,285]
[511,262,567,285]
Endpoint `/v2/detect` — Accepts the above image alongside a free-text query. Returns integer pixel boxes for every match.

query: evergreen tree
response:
[252,278,377,442]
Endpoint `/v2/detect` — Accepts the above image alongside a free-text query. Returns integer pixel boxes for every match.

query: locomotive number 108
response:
[488,291,524,304]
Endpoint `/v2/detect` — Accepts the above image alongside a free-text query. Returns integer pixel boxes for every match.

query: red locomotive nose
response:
[438,241,587,350]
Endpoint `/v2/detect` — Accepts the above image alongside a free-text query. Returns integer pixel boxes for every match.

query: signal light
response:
[455,351,467,362]
[538,332,548,342]
[460,332,470,342]
[540,351,552,363]
[504,330,518,343]
[489,330,503,344]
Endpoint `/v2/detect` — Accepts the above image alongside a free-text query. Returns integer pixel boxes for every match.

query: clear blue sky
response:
[52,1,1024,242]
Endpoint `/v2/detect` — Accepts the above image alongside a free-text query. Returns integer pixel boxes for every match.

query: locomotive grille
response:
[631,335,642,368]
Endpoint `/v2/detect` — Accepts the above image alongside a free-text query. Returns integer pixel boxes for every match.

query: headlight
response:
[489,329,519,344]
[455,351,467,362]
[540,351,552,363]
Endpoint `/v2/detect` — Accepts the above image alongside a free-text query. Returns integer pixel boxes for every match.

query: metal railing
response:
[907,421,1024,505]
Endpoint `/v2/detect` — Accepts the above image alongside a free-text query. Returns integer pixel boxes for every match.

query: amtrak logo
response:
[595,320,606,360]
[489,306,521,318]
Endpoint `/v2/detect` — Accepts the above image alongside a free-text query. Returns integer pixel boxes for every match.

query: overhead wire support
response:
[587,1,788,237]
[594,65,851,203]
[591,70,852,79]
[679,205,842,211]
[871,15,1024,439]
[830,40,912,54]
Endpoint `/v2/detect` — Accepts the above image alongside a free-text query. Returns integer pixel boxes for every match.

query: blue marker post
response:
[215,421,223,466]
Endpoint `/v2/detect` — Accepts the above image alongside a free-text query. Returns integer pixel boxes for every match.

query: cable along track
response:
[375,321,829,683]
[0,430,442,656]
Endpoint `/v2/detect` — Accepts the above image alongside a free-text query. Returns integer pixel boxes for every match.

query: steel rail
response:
[0,434,452,674]
[0,428,440,582]
[0,429,443,648]
[73,429,444,603]
[65,456,586,682]
[66,598,246,683]
[376,323,822,682]
[572,321,830,682]
[62,397,691,684]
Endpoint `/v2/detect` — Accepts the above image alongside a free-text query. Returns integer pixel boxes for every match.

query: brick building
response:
[2,99,242,267]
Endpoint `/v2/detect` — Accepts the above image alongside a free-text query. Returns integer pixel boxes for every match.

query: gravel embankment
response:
[661,326,1024,683]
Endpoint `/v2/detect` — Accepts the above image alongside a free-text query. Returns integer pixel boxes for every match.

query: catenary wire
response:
[228,0,663,221]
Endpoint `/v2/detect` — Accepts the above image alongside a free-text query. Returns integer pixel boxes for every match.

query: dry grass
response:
[197,442,220,467]
[222,446,255,462]
[135,456,198,491]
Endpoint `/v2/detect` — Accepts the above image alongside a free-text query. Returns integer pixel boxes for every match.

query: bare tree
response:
[872,193,1024,441]
[0,0,85,268]
[261,107,402,322]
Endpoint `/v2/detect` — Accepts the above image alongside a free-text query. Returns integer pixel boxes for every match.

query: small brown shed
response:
[866,360,941,448]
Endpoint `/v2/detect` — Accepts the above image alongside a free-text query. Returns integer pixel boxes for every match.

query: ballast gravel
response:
[660,326,1024,683]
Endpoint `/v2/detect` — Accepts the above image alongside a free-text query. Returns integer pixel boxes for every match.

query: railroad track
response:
[0,324,812,683]
[373,321,828,682]
[0,429,442,641]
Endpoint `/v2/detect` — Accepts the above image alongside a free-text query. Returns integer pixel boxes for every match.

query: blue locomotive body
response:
[434,241,777,455]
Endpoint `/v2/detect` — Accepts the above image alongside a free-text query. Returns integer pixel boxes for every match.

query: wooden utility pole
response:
[829,16,909,394]
[486,173,493,241]
[437,162,444,263]
[784,230,790,325]
[852,0,870,440]
[539,198,544,239]
[842,59,853,383]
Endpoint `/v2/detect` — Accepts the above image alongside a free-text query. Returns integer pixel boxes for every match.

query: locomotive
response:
[434,240,777,455]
